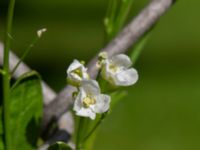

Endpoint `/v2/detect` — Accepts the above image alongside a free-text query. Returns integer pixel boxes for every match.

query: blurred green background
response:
[1,0,200,149]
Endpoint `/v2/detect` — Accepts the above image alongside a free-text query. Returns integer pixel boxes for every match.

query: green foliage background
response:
[0,0,200,149]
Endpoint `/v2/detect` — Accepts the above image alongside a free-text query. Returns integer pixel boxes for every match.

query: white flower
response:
[67,59,89,86]
[73,80,111,120]
[100,53,138,86]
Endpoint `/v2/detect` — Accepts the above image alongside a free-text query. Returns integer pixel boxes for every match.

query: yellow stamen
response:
[83,96,96,108]
[109,64,118,72]
[72,68,83,77]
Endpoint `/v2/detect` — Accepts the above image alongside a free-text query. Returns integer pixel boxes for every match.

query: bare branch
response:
[43,0,175,128]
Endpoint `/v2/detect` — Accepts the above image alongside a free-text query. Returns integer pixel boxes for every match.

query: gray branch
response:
[43,0,175,129]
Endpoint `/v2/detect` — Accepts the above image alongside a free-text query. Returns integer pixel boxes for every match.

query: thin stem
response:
[82,112,107,143]
[113,0,134,36]
[11,36,40,75]
[105,0,113,20]
[130,31,151,65]
[76,117,84,150]
[109,0,118,27]
[104,0,118,41]
[3,0,16,150]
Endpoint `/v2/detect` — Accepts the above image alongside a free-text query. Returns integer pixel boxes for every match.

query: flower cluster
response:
[67,52,138,120]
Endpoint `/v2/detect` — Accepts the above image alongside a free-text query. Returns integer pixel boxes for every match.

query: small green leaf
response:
[48,142,72,150]
[9,71,43,150]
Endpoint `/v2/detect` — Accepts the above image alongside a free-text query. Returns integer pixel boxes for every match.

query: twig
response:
[43,0,175,129]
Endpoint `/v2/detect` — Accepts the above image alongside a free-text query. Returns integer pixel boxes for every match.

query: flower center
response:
[83,95,96,108]
[72,68,83,78]
[109,63,118,73]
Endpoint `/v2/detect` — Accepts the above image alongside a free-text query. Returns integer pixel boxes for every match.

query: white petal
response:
[114,68,138,86]
[73,88,86,112]
[92,94,111,113]
[101,60,116,80]
[68,73,82,81]
[81,79,100,95]
[82,71,89,79]
[67,59,83,74]
[111,54,132,68]
[76,108,96,120]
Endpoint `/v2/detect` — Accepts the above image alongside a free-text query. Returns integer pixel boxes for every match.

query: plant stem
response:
[113,0,134,36]
[3,0,16,150]
[130,31,151,65]
[104,0,118,41]
[82,112,107,143]
[104,0,134,42]
[76,117,84,150]
[11,36,40,75]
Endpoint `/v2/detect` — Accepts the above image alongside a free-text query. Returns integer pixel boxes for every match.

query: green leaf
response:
[8,71,43,150]
[48,142,72,150]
